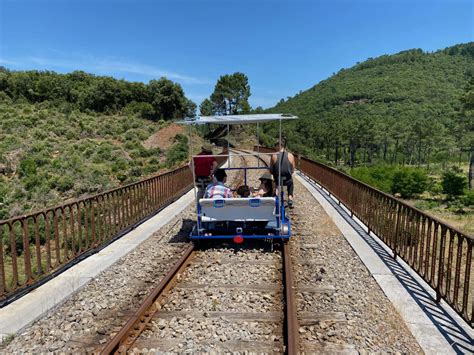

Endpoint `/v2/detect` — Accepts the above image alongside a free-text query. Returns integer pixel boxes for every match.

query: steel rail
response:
[99,244,196,354]
[283,241,299,355]
[99,243,299,354]
[100,152,249,353]
[98,151,300,353]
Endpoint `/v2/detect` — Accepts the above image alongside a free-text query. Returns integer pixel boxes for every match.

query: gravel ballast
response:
[130,156,287,353]
[0,208,195,353]
[290,178,423,353]
[1,155,423,353]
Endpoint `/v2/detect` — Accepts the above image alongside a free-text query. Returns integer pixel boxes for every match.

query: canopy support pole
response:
[188,124,199,236]
[257,122,260,167]
[277,118,282,233]
[227,124,230,168]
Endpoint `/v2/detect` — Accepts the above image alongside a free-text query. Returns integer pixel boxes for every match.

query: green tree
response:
[184,99,197,117]
[199,98,213,115]
[0,68,196,120]
[459,74,474,189]
[148,78,188,119]
[209,72,251,115]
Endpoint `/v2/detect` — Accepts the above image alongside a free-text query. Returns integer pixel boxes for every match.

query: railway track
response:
[1,149,425,354]
[98,152,299,354]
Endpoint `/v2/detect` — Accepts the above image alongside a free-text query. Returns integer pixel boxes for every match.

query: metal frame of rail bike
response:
[179,114,298,242]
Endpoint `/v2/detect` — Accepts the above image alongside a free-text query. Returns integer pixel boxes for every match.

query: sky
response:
[0,0,472,109]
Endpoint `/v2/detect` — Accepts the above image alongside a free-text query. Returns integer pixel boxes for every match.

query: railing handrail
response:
[299,156,474,240]
[0,147,231,226]
[0,165,190,225]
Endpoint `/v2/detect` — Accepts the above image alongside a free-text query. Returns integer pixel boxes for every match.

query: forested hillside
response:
[0,68,196,119]
[264,43,473,167]
[0,71,196,220]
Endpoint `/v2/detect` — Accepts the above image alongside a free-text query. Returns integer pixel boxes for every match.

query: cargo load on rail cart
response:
[179,114,298,243]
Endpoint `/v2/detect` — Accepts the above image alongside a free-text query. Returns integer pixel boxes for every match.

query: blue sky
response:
[0,0,472,108]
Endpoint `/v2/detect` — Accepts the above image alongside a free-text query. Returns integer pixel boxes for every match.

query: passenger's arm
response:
[288,153,296,174]
[271,154,278,164]
[253,183,265,197]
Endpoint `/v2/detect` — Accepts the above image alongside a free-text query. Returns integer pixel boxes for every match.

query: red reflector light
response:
[233,235,244,244]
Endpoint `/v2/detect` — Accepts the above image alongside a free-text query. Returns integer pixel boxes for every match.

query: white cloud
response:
[0,58,19,66]
[0,54,209,85]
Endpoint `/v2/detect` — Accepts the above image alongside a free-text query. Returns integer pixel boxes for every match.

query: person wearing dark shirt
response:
[270,138,296,208]
[191,145,218,200]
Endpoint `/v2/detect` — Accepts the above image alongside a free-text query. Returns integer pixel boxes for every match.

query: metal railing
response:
[0,166,192,304]
[254,145,473,327]
[0,150,228,305]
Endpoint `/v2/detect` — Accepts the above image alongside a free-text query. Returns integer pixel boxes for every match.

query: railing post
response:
[436,226,447,303]
[393,203,402,260]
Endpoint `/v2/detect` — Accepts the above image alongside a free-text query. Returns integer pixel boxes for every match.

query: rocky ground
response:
[132,245,285,353]
[0,208,195,353]
[290,179,423,354]
[1,155,423,354]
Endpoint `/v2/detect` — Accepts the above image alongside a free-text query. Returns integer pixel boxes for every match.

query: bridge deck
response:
[0,169,472,353]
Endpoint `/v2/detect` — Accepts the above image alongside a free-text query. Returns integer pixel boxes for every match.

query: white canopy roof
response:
[178,113,298,125]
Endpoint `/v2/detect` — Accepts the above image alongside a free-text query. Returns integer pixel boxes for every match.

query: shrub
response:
[124,130,136,141]
[391,168,428,198]
[111,158,128,172]
[124,140,141,151]
[0,207,8,220]
[149,157,159,165]
[350,165,394,193]
[166,134,188,167]
[462,190,474,206]
[19,157,37,177]
[143,163,160,175]
[23,175,42,191]
[446,198,466,214]
[65,129,76,140]
[414,199,441,210]
[116,173,127,182]
[441,171,467,197]
[129,166,142,177]
[32,152,50,167]
[50,175,74,192]
[96,143,113,161]
[427,179,443,194]
[124,102,155,119]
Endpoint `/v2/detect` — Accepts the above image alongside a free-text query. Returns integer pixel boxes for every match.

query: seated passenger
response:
[236,185,251,198]
[191,145,217,200]
[204,169,233,199]
[253,173,275,197]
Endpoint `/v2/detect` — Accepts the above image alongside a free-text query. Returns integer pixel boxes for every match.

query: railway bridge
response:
[0,147,472,354]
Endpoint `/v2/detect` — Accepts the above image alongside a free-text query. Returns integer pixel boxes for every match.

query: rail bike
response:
[180,114,298,243]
